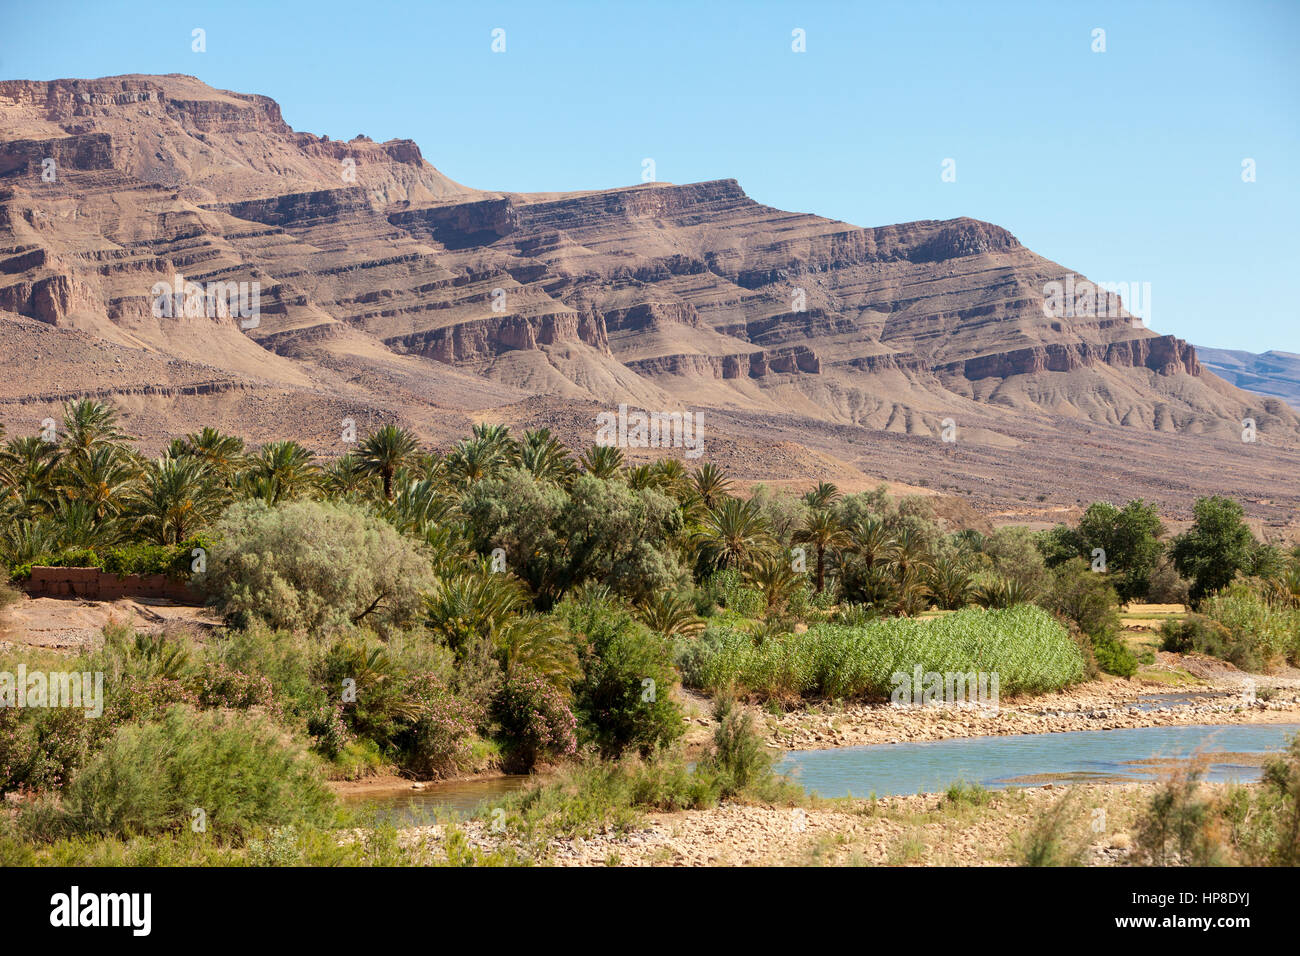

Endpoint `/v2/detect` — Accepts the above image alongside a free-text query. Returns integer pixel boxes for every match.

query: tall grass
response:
[689,604,1084,702]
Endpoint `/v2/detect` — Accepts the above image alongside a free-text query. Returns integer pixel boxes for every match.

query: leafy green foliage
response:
[20,705,334,841]
[1171,495,1257,604]
[561,599,684,759]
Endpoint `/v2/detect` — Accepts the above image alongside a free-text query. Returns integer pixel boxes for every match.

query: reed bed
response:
[690,604,1084,702]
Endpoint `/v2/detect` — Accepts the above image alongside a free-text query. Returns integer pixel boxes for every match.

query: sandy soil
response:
[0,594,222,650]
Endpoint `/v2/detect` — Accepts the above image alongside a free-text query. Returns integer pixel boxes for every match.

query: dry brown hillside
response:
[2,74,1298,531]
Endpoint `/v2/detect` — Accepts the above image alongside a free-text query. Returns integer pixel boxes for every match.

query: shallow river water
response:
[776,722,1300,798]
[346,721,1300,821]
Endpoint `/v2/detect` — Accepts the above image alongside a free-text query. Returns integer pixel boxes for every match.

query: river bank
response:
[333,660,1300,803]
[751,657,1300,751]
[379,781,1159,866]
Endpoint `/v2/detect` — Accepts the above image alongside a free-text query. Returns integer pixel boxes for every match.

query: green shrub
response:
[1090,631,1138,678]
[1042,558,1121,637]
[101,537,210,578]
[191,660,275,710]
[22,705,334,840]
[705,568,765,618]
[562,599,684,758]
[697,696,783,799]
[1160,614,1232,657]
[197,499,435,636]
[395,674,482,779]
[1190,581,1299,669]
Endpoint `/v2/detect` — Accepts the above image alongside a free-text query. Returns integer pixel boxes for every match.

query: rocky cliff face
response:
[1,75,1297,515]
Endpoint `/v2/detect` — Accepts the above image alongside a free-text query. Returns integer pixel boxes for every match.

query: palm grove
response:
[1,400,1299,844]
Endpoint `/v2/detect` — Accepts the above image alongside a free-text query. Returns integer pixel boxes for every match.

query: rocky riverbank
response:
[393,782,1157,866]
[736,655,1300,751]
[761,687,1300,751]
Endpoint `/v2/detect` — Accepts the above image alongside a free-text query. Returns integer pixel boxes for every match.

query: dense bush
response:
[1160,614,1233,658]
[704,568,765,618]
[395,674,482,778]
[197,499,435,636]
[562,599,684,759]
[462,471,686,606]
[21,705,334,841]
[1089,632,1138,679]
[1042,559,1121,635]
[1197,581,1300,669]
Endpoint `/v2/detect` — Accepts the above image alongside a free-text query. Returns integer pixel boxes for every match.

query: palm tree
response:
[695,497,773,571]
[358,424,419,500]
[927,554,976,610]
[382,477,454,536]
[128,456,226,544]
[975,576,1036,609]
[889,527,932,579]
[471,422,518,463]
[182,428,245,483]
[636,591,704,638]
[321,453,375,499]
[425,571,528,652]
[845,515,896,572]
[48,498,125,551]
[691,462,732,509]
[496,614,580,690]
[802,480,841,511]
[60,399,129,460]
[56,444,140,520]
[579,444,624,479]
[520,429,576,485]
[650,457,691,501]
[0,436,62,514]
[624,463,663,492]
[744,550,804,613]
[445,435,510,487]
[793,508,851,593]
[244,441,319,504]
[0,517,62,567]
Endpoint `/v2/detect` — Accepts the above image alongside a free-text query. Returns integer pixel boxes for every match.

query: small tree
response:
[1171,496,1255,604]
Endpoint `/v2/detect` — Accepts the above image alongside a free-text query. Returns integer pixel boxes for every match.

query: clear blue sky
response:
[3,0,1297,352]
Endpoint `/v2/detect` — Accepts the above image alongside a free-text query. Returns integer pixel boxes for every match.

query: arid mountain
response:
[2,75,1298,531]
[1196,346,1300,411]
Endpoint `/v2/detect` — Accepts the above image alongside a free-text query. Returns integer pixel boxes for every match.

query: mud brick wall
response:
[23,566,202,604]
